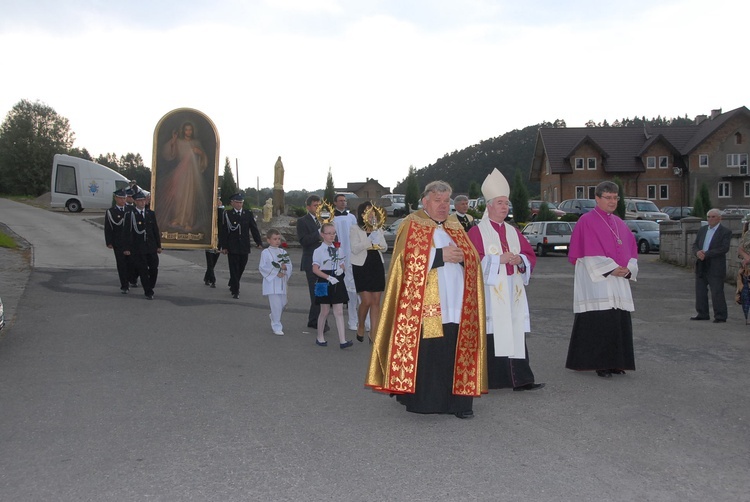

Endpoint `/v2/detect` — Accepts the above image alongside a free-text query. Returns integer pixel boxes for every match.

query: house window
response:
[718,182,731,198]
[727,153,749,168]
[647,156,656,169]
[699,154,709,168]
[553,187,558,202]
[647,185,656,199]
[545,160,550,175]
[575,158,584,170]
[660,185,669,199]
[744,181,750,197]
[575,186,584,198]
[736,132,743,145]
[587,158,596,170]
[659,156,668,169]
[588,186,596,199]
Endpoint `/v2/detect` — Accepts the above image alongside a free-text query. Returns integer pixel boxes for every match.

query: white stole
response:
[477,218,529,359]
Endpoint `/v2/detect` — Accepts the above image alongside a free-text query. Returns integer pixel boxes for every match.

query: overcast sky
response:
[2,0,747,192]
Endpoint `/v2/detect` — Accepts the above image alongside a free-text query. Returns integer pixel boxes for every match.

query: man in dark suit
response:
[692,208,732,322]
[219,192,262,299]
[296,194,324,328]
[124,191,162,300]
[104,189,131,294]
[453,195,475,232]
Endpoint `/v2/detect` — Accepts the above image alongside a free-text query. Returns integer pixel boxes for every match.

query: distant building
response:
[337,179,391,199]
[530,106,750,209]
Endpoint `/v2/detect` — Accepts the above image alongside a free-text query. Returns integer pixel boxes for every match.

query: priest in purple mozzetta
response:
[565,181,638,378]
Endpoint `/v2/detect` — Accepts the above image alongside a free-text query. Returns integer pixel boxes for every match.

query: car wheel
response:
[66,199,82,212]
[536,244,546,257]
[638,240,650,254]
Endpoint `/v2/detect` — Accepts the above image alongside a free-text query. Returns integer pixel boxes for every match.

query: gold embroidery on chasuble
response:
[422,268,443,338]
[443,223,484,396]
[386,221,433,393]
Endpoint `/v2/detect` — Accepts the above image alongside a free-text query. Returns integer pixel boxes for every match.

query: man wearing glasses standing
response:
[565,181,638,378]
[691,208,731,323]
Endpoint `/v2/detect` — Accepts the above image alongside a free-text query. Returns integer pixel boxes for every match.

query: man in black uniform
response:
[219,192,262,299]
[124,191,162,300]
[124,188,139,288]
[104,189,131,294]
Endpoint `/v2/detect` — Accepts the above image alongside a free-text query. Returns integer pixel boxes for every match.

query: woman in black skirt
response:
[312,223,352,349]
[349,202,388,342]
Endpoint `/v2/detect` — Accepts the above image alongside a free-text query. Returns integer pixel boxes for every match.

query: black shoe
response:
[340,340,353,349]
[315,340,328,347]
[513,383,546,392]
[210,283,216,288]
[454,410,474,419]
[307,322,318,329]
[596,370,612,378]
[130,282,138,288]
[204,280,211,286]
[610,369,626,375]
[146,294,154,300]
[713,319,726,323]
[232,293,239,299]
[121,288,129,294]
[690,316,710,321]
[356,335,364,343]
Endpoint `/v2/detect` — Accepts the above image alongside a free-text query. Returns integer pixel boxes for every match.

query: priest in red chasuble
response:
[366,180,487,419]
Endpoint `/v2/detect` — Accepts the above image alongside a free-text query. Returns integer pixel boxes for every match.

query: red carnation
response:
[333,241,341,248]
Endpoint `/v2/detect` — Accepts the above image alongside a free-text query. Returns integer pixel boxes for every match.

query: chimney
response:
[710,108,722,119]
[694,114,708,125]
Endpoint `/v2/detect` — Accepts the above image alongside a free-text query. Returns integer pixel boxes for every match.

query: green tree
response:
[119,152,151,190]
[68,147,92,161]
[405,165,420,212]
[613,177,626,219]
[219,156,237,205]
[510,170,530,223]
[699,182,712,213]
[324,167,335,204]
[468,181,481,199]
[536,202,556,221]
[0,99,75,195]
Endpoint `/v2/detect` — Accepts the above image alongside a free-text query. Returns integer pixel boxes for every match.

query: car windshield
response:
[391,195,405,203]
[547,223,572,235]
[636,221,659,231]
[635,201,660,211]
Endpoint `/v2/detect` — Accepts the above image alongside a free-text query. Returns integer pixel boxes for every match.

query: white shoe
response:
[273,330,284,336]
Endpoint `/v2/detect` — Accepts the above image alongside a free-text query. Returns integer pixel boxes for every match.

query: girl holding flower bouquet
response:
[312,223,352,348]
[259,228,293,335]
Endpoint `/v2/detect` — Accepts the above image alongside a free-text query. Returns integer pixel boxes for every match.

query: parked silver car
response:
[521,221,576,256]
[626,220,660,254]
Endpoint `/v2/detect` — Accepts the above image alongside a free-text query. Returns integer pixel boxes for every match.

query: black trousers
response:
[305,269,321,325]
[227,253,249,295]
[131,252,159,296]
[112,246,130,290]
[486,337,535,389]
[204,251,220,285]
[695,272,728,321]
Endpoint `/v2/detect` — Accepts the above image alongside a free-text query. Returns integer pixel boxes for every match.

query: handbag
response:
[314,281,329,297]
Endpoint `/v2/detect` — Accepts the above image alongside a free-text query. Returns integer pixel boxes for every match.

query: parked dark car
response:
[626,220,660,254]
[558,198,596,215]
[664,206,693,220]
[528,200,565,220]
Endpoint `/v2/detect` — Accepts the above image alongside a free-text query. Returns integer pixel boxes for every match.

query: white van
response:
[382,193,407,216]
[50,154,131,212]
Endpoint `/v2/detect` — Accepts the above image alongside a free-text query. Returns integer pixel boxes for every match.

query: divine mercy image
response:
[151,108,219,249]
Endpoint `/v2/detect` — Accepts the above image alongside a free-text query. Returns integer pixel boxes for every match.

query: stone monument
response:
[272,156,285,216]
[262,198,273,222]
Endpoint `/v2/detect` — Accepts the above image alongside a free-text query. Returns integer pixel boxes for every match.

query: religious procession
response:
[104,165,657,421]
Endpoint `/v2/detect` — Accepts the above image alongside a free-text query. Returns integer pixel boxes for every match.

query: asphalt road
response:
[0,198,748,501]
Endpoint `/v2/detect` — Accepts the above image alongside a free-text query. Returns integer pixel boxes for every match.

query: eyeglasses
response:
[322,231,337,235]
[599,195,620,201]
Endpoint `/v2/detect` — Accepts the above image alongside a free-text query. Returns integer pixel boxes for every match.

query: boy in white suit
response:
[258,228,293,335]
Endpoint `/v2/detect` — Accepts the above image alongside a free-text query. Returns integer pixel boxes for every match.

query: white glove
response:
[334,267,344,276]
[327,276,339,285]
